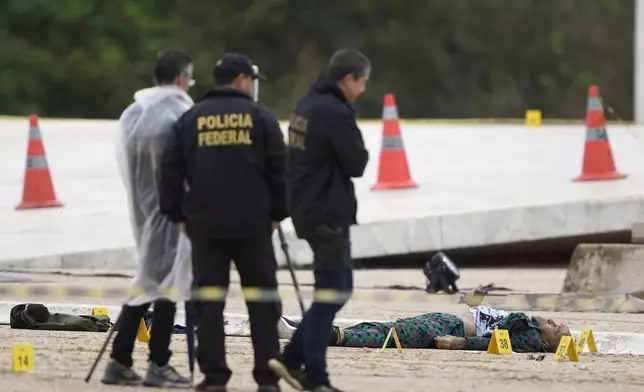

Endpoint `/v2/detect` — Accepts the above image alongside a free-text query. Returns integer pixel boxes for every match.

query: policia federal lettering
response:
[287,114,308,151]
[197,113,253,147]
[159,87,287,238]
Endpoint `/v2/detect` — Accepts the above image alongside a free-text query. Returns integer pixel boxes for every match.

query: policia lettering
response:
[287,114,307,151]
[197,113,253,147]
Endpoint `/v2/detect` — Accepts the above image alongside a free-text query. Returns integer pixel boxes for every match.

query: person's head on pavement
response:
[213,53,266,97]
[153,48,195,92]
[326,48,371,102]
[535,316,571,352]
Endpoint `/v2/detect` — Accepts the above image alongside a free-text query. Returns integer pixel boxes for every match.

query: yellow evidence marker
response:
[576,329,598,353]
[137,319,150,343]
[487,329,513,355]
[12,345,34,372]
[91,307,109,316]
[525,110,542,127]
[553,336,579,362]
[380,327,403,354]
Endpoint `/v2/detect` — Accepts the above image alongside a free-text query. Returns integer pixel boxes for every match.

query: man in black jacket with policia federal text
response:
[269,48,371,392]
[158,53,287,392]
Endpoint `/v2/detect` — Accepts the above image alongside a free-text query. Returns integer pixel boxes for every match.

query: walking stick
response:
[185,301,196,382]
[277,225,306,315]
[253,65,305,315]
[85,310,121,382]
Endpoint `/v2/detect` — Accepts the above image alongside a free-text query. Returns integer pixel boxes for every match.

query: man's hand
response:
[271,221,279,233]
[435,335,467,350]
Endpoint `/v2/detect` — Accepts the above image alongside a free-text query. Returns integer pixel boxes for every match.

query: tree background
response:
[0,0,635,120]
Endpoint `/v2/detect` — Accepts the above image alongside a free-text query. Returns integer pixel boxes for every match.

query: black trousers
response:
[190,232,281,387]
[110,300,177,368]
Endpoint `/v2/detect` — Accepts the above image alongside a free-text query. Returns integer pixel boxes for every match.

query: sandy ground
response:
[2,328,644,392]
[3,268,644,391]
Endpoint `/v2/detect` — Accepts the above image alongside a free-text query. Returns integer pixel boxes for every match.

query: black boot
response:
[195,378,227,391]
[307,386,345,392]
[258,386,281,392]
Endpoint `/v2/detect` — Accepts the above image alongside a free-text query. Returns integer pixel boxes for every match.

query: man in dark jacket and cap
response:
[159,53,287,392]
[269,48,371,392]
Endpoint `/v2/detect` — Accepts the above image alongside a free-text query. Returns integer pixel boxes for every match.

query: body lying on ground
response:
[278,306,571,353]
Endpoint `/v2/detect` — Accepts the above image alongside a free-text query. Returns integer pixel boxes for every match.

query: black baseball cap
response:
[214,53,267,80]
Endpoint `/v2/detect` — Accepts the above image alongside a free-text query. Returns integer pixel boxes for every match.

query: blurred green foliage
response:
[0,0,635,119]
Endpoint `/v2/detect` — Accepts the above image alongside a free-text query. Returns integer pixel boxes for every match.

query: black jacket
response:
[158,87,287,238]
[285,77,369,239]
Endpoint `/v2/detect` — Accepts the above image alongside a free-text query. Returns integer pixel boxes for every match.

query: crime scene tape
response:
[2,284,644,313]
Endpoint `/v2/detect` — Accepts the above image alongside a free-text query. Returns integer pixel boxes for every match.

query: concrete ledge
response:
[274,197,644,266]
[632,223,644,244]
[0,247,137,270]
[563,244,644,293]
[584,331,644,355]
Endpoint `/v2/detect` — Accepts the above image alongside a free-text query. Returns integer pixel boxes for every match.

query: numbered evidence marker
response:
[137,319,150,343]
[525,109,542,127]
[575,329,598,353]
[91,307,109,316]
[553,336,579,362]
[380,327,403,354]
[487,329,513,355]
[12,345,34,372]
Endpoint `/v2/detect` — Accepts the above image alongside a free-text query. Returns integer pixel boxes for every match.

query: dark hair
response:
[153,48,193,85]
[326,48,371,83]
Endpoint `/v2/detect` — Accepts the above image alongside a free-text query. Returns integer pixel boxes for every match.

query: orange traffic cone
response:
[371,94,418,190]
[573,86,626,182]
[15,115,63,210]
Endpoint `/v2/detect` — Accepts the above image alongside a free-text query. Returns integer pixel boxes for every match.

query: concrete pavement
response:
[3,118,644,268]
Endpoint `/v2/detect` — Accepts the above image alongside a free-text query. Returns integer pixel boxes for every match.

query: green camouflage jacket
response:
[465,312,546,352]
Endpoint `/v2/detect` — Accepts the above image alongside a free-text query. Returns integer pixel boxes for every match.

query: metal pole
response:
[252,65,306,315]
[635,1,644,123]
[185,301,196,382]
[85,315,119,382]
[277,226,306,314]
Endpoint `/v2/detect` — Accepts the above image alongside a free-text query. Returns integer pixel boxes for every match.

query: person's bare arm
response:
[435,336,468,350]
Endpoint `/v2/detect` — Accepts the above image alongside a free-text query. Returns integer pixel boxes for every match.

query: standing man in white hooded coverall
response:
[101,48,195,389]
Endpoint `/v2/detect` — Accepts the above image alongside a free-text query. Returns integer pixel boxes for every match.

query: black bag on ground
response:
[10,303,112,332]
[423,252,460,294]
